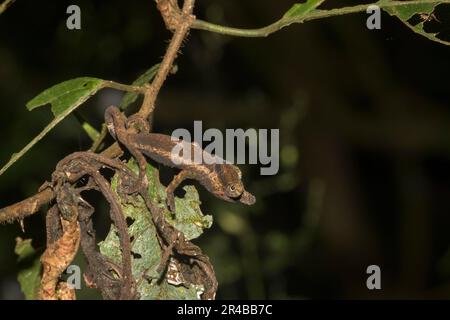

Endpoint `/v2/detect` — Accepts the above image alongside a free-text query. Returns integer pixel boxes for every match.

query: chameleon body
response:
[132,133,256,205]
[105,106,256,210]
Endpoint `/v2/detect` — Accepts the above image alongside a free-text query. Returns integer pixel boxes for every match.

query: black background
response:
[1,0,450,299]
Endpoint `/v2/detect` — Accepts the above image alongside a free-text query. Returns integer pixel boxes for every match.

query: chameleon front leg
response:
[165,170,194,213]
[105,106,148,194]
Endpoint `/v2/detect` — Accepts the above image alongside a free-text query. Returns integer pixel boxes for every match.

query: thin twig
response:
[0,0,15,15]
[104,81,147,94]
[138,0,196,119]
[90,124,108,152]
[0,188,54,224]
[191,0,450,38]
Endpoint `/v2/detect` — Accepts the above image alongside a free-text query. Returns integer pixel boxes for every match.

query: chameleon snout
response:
[238,190,256,205]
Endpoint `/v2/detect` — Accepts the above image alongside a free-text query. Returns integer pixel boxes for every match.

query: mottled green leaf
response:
[99,160,212,300]
[382,2,435,20]
[119,64,160,110]
[15,238,42,300]
[380,0,449,46]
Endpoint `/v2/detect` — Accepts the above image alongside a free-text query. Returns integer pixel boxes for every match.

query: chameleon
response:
[104,106,256,212]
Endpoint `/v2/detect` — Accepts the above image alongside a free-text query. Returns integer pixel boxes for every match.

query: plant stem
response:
[104,81,146,94]
[191,0,450,38]
[99,0,198,159]
[138,0,196,119]
[90,124,108,152]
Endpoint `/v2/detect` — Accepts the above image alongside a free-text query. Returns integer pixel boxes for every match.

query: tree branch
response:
[0,188,55,224]
[138,0,196,119]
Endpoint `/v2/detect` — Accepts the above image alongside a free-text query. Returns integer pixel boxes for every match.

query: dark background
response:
[1,0,450,299]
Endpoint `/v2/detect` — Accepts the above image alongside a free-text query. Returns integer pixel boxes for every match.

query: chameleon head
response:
[217,165,255,205]
[216,165,244,198]
[104,105,128,140]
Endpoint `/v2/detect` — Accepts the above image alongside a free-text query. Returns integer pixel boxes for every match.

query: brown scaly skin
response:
[105,105,256,212]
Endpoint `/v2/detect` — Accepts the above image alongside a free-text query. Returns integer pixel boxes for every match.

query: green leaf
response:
[99,160,212,300]
[381,2,436,20]
[0,78,106,177]
[380,0,450,46]
[283,0,325,19]
[119,64,160,110]
[26,77,105,116]
[15,238,42,300]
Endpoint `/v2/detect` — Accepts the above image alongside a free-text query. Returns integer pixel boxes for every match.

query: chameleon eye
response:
[226,184,242,198]
[226,184,236,194]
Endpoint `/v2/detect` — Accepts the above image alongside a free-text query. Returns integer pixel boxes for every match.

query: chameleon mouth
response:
[235,190,256,205]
